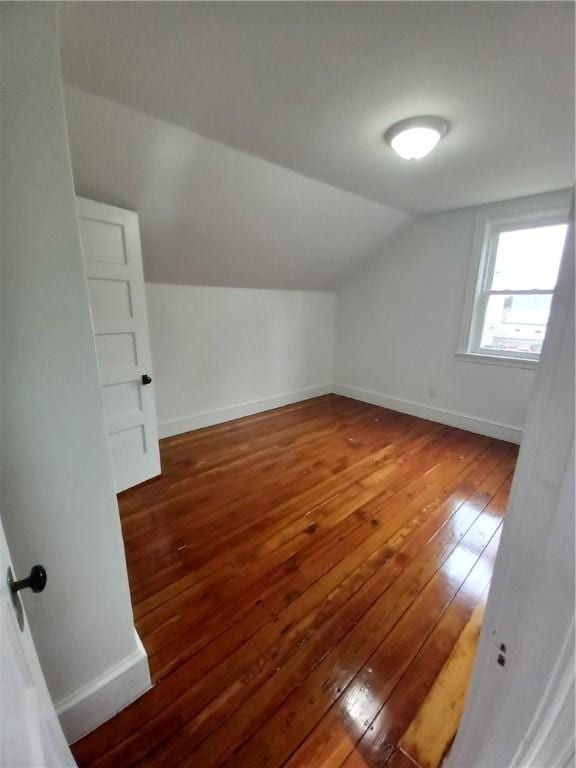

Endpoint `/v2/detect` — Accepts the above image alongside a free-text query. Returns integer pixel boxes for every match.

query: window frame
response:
[456,192,571,370]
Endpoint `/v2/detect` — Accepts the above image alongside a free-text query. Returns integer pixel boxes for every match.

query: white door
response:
[77,197,161,493]
[1,520,76,767]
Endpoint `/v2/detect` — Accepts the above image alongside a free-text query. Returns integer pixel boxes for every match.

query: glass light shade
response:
[390,126,442,160]
[384,116,449,160]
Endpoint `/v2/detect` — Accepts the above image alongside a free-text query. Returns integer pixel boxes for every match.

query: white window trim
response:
[456,190,572,370]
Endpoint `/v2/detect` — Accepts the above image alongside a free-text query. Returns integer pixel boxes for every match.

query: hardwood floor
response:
[72,394,517,768]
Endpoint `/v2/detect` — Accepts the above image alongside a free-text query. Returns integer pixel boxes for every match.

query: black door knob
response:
[10,565,47,595]
[141,374,152,385]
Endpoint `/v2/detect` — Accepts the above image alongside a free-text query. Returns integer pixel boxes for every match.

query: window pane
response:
[491,224,567,291]
[479,293,553,355]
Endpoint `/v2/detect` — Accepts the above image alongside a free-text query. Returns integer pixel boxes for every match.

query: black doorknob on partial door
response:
[141,374,152,385]
[10,564,47,594]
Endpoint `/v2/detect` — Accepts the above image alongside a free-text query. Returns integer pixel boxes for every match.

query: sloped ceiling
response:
[60,2,574,290]
[65,88,409,290]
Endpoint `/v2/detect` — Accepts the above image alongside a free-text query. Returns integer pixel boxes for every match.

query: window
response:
[458,198,569,367]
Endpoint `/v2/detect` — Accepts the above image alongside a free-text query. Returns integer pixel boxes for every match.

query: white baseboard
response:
[56,629,152,744]
[158,384,332,438]
[333,384,522,444]
[159,383,522,443]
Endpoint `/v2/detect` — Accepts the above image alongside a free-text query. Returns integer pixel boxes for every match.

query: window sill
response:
[454,351,538,370]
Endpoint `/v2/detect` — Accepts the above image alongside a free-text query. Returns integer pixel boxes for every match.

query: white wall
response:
[147,283,335,437]
[333,199,566,442]
[0,4,149,742]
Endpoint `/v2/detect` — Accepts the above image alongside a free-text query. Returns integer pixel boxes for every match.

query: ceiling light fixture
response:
[384,116,449,160]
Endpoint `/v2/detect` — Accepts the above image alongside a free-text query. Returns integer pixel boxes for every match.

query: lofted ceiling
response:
[64,87,409,290]
[61,2,574,215]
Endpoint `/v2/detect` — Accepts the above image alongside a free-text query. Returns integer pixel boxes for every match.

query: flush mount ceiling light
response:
[384,116,449,160]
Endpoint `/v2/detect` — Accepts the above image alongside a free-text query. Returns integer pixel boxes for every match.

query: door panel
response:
[87,278,133,318]
[77,197,161,493]
[78,217,127,264]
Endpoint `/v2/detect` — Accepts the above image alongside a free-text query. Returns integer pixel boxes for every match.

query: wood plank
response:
[398,598,487,768]
[71,395,516,768]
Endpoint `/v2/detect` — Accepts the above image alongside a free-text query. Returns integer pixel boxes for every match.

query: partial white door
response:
[0,520,76,767]
[77,197,160,493]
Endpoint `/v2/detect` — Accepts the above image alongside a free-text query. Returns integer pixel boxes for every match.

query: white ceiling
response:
[61,2,574,215]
